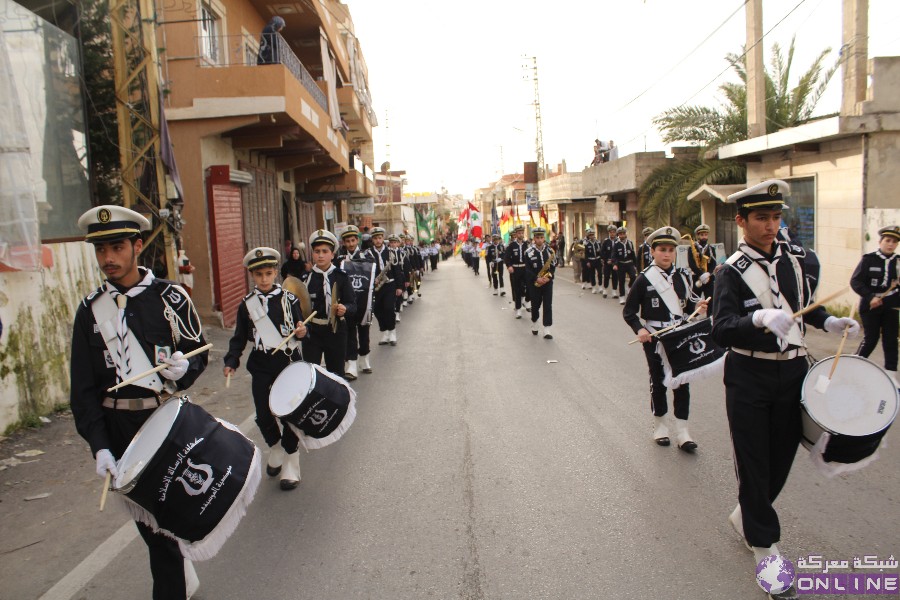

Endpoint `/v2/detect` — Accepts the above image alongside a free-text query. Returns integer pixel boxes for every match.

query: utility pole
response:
[525,56,546,180]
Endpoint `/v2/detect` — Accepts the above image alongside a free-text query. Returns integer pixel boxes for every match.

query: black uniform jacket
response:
[850,250,900,312]
[70,274,208,455]
[371,245,404,284]
[224,286,302,373]
[503,240,530,268]
[584,239,601,261]
[302,267,357,322]
[638,242,652,271]
[600,236,616,262]
[711,241,829,353]
[485,243,505,263]
[523,244,556,284]
[612,239,636,264]
[623,266,697,334]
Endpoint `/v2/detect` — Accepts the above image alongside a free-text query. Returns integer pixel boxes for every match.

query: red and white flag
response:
[467,202,483,239]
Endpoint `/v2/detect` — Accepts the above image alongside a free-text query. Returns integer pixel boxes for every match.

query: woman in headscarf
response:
[281,246,307,280]
[257,16,285,65]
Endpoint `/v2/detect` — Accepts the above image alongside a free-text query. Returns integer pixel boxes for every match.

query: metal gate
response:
[206,167,246,327]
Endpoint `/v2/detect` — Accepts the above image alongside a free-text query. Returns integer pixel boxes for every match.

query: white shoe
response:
[524,303,531,311]
[185,559,199,599]
[379,330,390,345]
[493,291,498,295]
[266,444,286,477]
[619,298,626,305]
[752,544,781,566]
[674,418,697,452]
[516,308,523,319]
[280,450,301,490]
[395,311,401,322]
[729,505,751,550]
[359,354,372,373]
[591,286,598,294]
[531,322,539,335]
[345,360,358,380]
[581,283,588,289]
[389,330,397,346]
[652,415,670,446]
[602,287,609,298]
[543,326,553,339]
[612,292,619,299]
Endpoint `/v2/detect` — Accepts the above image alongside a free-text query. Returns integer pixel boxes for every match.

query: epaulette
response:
[158,282,190,310]
[81,285,106,308]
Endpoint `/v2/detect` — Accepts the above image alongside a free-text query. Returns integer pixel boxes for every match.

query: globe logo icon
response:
[756,555,795,594]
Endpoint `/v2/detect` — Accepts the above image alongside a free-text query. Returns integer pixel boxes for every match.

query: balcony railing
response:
[196,34,328,112]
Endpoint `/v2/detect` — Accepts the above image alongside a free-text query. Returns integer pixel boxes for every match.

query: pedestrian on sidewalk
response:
[71,205,209,599]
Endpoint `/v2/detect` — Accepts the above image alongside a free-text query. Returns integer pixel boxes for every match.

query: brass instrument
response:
[573,242,586,260]
[373,249,396,292]
[681,233,710,272]
[534,249,556,287]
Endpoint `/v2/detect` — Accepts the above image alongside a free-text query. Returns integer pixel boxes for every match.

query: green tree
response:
[640,37,838,229]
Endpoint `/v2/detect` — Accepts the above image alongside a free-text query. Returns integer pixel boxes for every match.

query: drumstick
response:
[875,280,898,299]
[627,306,704,345]
[99,471,111,512]
[225,372,231,388]
[270,311,317,355]
[763,287,850,333]
[814,303,859,394]
[106,343,213,392]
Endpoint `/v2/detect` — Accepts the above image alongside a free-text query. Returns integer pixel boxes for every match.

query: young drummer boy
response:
[302,229,356,375]
[622,226,707,451]
[224,247,308,490]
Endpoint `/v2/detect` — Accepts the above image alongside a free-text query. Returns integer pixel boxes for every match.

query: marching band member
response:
[851,225,900,377]
[301,229,356,375]
[371,228,403,347]
[711,180,859,599]
[471,237,481,276]
[688,223,715,298]
[622,226,705,451]
[504,225,531,319]
[524,227,556,339]
[638,227,653,271]
[335,226,374,380]
[583,228,602,293]
[600,224,619,298]
[389,234,405,323]
[612,226,637,305]
[486,233,507,296]
[71,206,208,599]
[224,247,307,490]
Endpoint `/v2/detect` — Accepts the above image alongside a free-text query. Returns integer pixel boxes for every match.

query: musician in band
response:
[687,224,715,298]
[851,225,900,377]
[371,228,403,346]
[70,206,209,599]
[335,226,374,379]
[638,227,653,272]
[224,247,307,490]
[524,227,556,339]
[389,235,406,321]
[583,228,602,293]
[301,229,356,375]
[612,226,637,305]
[504,225,531,319]
[711,180,859,599]
[600,224,619,298]
[485,233,506,296]
[623,226,705,451]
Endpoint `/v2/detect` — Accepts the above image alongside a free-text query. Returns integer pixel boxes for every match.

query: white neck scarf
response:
[105,268,155,382]
[876,251,894,288]
[313,264,336,317]
[254,285,282,313]
[740,241,788,351]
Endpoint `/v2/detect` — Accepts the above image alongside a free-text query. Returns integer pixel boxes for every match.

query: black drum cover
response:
[341,258,376,324]
[657,318,726,389]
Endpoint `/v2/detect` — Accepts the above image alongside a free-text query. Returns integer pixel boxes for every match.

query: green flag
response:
[416,208,432,242]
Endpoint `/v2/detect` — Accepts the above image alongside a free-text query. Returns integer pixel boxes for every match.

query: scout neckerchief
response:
[875,251,896,288]
[736,240,803,351]
[244,285,285,351]
[106,268,155,384]
[313,264,336,317]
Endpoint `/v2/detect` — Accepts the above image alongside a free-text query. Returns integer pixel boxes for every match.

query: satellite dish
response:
[380,161,390,173]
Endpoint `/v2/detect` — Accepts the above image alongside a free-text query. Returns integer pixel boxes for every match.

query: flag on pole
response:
[454,206,469,254]
[467,201,483,240]
[491,201,500,237]
[499,207,511,243]
[415,208,432,242]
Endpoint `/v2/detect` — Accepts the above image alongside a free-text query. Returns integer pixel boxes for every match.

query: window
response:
[200,4,220,63]
[783,176,816,250]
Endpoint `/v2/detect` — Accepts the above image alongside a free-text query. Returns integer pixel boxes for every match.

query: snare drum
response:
[114,396,261,561]
[801,355,898,464]
[269,362,357,450]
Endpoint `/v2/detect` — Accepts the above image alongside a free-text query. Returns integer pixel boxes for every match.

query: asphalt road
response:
[2,258,898,600]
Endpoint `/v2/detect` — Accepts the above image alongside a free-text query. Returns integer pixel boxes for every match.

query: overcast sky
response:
[348,0,900,197]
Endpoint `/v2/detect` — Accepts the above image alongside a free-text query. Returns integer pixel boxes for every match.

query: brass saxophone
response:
[534,249,556,287]
[373,249,396,292]
[573,242,585,259]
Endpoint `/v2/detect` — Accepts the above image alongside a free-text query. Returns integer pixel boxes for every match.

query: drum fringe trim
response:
[292,367,358,450]
[661,353,726,390]
[119,441,263,562]
[809,432,885,478]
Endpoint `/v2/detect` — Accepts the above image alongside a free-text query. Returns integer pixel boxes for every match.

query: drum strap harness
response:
[643,265,686,324]
[92,273,163,393]
[727,241,805,349]
[244,287,292,352]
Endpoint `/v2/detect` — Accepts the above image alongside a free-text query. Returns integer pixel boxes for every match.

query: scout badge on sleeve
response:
[269,362,357,449]
[112,396,261,561]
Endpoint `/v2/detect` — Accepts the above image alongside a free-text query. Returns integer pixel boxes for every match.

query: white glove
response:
[160,351,189,381]
[95,449,119,479]
[752,309,794,340]
[824,316,861,339]
[698,272,711,285]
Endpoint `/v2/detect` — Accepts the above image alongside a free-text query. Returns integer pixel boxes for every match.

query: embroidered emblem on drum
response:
[309,409,330,426]
[176,458,215,496]
[98,208,111,223]
[348,274,366,290]
[689,338,707,354]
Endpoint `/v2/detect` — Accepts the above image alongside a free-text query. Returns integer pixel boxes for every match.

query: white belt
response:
[310,318,330,326]
[646,319,679,329]
[731,347,807,361]
[103,396,165,411]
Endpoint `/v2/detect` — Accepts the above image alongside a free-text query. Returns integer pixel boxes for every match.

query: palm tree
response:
[640,37,838,228]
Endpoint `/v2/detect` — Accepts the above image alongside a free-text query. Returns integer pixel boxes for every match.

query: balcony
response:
[306,168,374,198]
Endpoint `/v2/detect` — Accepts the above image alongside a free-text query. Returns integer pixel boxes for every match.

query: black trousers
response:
[248,351,300,453]
[857,308,899,370]
[430,255,438,270]
[529,281,552,326]
[724,351,807,548]
[485,258,492,283]
[583,259,601,286]
[374,284,397,331]
[641,342,690,418]
[105,408,186,600]
[603,260,618,289]
[510,268,528,309]
[303,321,347,376]
[616,263,637,296]
[490,263,505,290]
[346,320,371,359]
[473,256,480,274]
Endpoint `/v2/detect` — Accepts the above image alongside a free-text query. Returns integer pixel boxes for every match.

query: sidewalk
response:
[0,325,253,600]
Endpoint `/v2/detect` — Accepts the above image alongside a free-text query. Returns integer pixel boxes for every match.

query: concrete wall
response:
[582,152,668,196]
[539,172,584,202]
[0,242,100,432]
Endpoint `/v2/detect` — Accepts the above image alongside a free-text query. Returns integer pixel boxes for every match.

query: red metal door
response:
[207,166,247,327]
